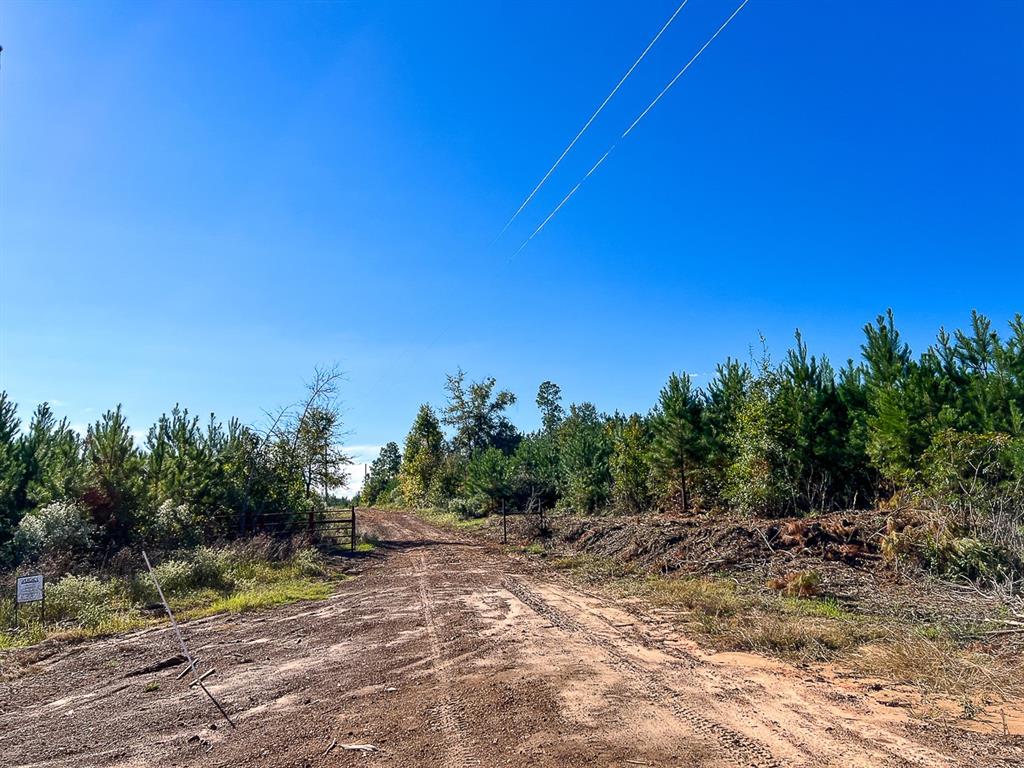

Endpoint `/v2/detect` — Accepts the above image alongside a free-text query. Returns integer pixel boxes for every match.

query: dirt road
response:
[2,509,1020,767]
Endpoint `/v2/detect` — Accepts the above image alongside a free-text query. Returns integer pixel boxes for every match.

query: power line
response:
[496,0,691,242]
[513,0,750,257]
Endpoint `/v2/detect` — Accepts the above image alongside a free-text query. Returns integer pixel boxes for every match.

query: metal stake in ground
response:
[142,551,235,728]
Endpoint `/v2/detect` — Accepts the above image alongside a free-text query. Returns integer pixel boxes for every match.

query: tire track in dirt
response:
[417,551,481,768]
[503,575,786,768]
[515,577,853,767]
[522,577,960,768]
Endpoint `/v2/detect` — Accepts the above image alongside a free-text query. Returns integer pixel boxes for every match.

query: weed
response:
[850,633,1024,699]
[548,554,634,583]
[780,596,850,620]
[766,570,821,598]
[416,508,489,532]
[734,615,855,657]
[644,576,746,618]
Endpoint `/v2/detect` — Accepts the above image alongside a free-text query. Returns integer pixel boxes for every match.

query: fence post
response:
[350,505,356,551]
[502,500,507,545]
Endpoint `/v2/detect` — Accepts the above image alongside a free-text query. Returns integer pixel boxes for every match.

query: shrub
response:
[143,547,234,598]
[45,575,121,625]
[767,570,821,598]
[149,500,199,549]
[448,497,486,520]
[880,518,1016,581]
[14,501,96,564]
[292,547,328,578]
[922,533,1010,581]
[921,430,1024,562]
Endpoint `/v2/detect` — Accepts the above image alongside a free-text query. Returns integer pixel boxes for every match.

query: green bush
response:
[448,497,486,520]
[921,430,1024,562]
[46,575,121,625]
[923,533,1010,581]
[14,501,95,563]
[149,500,198,548]
[143,547,234,598]
[292,547,328,578]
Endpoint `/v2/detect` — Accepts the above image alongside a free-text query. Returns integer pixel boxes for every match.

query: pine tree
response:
[363,441,402,505]
[398,405,445,506]
[442,369,519,456]
[557,403,612,513]
[536,381,565,433]
[0,393,27,560]
[22,402,84,510]
[703,359,751,505]
[83,405,144,545]
[609,413,652,514]
[650,373,705,513]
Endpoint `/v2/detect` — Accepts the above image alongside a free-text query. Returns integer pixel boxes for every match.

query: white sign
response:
[16,574,44,604]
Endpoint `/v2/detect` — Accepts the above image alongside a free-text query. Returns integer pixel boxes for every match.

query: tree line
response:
[362,311,1024,562]
[0,367,350,569]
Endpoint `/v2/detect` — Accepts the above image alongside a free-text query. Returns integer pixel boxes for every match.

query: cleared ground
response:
[1,509,1021,767]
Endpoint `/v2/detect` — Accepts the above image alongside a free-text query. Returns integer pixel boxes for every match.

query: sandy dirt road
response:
[2,509,1021,768]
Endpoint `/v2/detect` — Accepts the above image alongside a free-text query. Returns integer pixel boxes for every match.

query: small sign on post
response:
[15,574,45,627]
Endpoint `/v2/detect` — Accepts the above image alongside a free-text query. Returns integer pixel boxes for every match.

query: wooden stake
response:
[188,668,216,688]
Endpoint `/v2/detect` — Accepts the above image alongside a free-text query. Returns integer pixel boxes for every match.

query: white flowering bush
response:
[150,499,199,547]
[15,500,96,562]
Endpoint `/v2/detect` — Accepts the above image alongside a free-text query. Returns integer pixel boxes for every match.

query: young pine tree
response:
[609,413,653,515]
[398,405,445,507]
[650,373,705,514]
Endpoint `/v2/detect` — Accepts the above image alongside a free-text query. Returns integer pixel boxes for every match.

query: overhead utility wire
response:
[495,0,691,241]
[514,0,750,257]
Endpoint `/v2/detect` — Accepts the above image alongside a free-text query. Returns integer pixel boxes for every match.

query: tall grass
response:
[0,538,338,650]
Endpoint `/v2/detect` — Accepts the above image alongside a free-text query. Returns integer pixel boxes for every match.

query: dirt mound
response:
[492,509,1008,627]
[555,509,892,575]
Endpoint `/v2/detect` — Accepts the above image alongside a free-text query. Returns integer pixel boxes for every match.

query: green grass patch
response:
[778,595,853,620]
[415,507,490,532]
[182,578,332,618]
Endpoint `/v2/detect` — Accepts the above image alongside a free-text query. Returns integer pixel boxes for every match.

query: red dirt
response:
[1,509,1021,767]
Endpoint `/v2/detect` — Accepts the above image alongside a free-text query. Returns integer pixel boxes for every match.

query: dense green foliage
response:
[361,441,402,506]
[0,369,350,570]
[377,311,1023,566]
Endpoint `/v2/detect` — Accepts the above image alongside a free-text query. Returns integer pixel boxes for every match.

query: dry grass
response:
[643,575,747,617]
[548,554,636,583]
[850,633,1024,701]
[547,550,1024,706]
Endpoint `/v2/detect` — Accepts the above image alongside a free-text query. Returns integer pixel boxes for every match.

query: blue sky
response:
[1,1,1022,487]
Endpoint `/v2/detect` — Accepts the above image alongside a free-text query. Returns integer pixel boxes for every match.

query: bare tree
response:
[239,365,351,534]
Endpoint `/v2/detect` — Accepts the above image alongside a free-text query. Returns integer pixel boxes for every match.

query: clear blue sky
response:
[1,1,1022,485]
